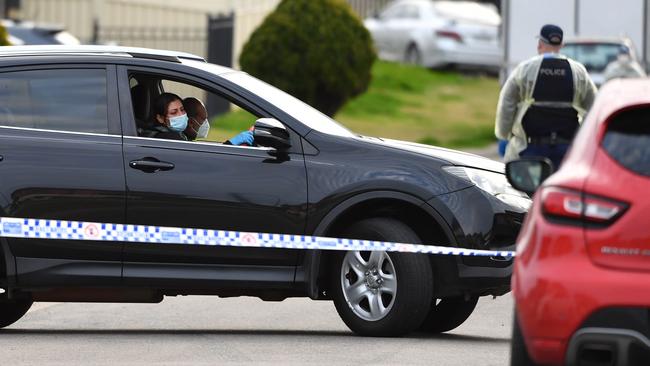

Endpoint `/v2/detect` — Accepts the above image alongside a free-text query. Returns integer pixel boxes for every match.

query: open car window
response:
[129,73,260,144]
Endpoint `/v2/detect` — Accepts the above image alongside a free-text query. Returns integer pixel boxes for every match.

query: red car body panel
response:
[513,79,650,365]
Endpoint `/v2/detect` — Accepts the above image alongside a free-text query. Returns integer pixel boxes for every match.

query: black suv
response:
[0,46,528,336]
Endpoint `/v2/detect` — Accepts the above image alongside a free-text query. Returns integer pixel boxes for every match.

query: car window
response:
[562,43,624,72]
[130,73,260,143]
[400,5,420,19]
[221,71,355,138]
[161,79,208,110]
[0,69,108,133]
[380,3,404,20]
[601,107,650,176]
[433,2,500,25]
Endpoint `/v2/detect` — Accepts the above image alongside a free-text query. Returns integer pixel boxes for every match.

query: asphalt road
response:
[0,293,513,365]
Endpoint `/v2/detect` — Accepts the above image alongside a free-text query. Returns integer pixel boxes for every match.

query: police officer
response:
[495,24,597,168]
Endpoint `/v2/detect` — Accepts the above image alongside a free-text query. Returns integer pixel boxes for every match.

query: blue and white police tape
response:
[0,217,515,258]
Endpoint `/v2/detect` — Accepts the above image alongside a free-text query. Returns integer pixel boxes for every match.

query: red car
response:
[506,79,650,366]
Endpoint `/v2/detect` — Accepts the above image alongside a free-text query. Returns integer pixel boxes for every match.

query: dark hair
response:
[151,92,182,122]
[183,97,204,119]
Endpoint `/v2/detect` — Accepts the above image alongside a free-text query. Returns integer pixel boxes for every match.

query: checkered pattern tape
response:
[0,217,515,258]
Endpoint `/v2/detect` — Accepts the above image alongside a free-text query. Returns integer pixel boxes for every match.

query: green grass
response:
[208,61,500,148]
[336,61,500,148]
[206,109,256,143]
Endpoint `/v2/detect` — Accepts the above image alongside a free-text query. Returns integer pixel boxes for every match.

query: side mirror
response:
[253,118,291,151]
[505,158,554,195]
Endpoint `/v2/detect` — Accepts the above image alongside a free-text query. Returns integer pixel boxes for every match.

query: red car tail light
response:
[541,187,628,227]
[436,30,463,43]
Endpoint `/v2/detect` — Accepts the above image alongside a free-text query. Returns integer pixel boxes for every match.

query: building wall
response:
[19,0,280,66]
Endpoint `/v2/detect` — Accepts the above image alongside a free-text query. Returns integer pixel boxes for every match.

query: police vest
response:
[521,58,579,141]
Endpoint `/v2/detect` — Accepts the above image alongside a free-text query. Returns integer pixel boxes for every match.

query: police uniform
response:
[495,26,597,168]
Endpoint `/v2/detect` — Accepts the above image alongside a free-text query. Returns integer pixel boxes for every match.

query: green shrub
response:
[0,24,10,46]
[240,0,376,116]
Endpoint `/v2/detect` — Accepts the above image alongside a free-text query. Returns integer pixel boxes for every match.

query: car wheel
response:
[0,297,33,329]
[405,44,422,66]
[331,218,433,337]
[511,311,539,365]
[419,295,479,333]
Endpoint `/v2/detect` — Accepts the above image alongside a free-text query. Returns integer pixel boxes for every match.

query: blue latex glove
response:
[498,139,508,157]
[228,130,254,146]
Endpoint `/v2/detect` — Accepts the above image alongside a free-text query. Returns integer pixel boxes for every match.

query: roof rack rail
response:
[0,45,206,62]
[127,52,181,63]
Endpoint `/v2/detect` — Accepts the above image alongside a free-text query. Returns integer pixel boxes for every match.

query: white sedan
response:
[364,0,502,71]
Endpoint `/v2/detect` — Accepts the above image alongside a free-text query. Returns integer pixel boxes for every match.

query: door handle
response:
[129,158,175,173]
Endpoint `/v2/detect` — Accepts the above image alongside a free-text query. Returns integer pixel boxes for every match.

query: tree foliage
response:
[0,24,10,46]
[240,0,376,116]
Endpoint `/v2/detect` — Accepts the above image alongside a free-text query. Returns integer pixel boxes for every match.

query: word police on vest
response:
[540,67,566,76]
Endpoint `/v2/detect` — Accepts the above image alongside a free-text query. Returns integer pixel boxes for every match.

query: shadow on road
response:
[1,328,348,337]
[413,332,511,344]
[0,328,510,343]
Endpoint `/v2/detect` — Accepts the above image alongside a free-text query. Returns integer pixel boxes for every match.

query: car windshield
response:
[562,43,623,73]
[221,72,355,137]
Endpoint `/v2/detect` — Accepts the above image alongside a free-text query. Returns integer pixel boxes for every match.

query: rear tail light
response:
[541,187,628,227]
[436,30,463,43]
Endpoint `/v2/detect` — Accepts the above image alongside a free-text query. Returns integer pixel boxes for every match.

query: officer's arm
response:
[580,68,598,112]
[495,71,521,140]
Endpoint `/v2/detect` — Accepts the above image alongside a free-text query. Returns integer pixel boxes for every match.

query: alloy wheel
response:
[340,250,397,321]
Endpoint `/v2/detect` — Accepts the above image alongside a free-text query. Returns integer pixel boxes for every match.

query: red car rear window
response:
[601,107,650,176]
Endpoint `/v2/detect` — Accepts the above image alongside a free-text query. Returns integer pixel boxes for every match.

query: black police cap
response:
[538,24,563,45]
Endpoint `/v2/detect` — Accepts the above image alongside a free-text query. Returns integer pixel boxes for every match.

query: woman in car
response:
[140,92,189,140]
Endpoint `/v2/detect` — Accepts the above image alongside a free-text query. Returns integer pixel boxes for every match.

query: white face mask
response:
[196,119,210,139]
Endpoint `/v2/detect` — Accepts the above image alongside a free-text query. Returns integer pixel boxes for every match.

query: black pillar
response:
[206,13,234,118]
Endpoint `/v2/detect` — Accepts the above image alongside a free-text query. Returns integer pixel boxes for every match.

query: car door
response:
[0,64,125,286]
[116,65,307,287]
[389,3,422,57]
[371,3,402,59]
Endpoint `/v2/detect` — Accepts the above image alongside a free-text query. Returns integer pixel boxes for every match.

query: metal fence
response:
[97,26,207,58]
[347,0,394,19]
[19,0,280,67]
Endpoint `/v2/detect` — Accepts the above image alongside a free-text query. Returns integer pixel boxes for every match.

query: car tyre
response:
[405,44,422,66]
[0,297,33,329]
[331,217,433,337]
[418,295,479,333]
[511,311,539,365]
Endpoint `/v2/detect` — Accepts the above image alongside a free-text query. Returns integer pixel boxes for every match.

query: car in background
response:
[2,19,80,45]
[364,0,502,71]
[562,37,641,87]
[506,78,650,365]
